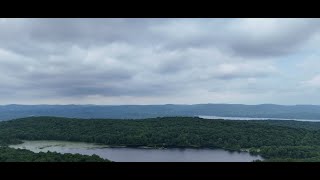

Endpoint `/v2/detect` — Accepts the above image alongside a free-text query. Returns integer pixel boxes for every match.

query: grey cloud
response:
[25,18,167,45]
[151,18,320,57]
[1,18,320,58]
[229,19,320,57]
[0,18,318,104]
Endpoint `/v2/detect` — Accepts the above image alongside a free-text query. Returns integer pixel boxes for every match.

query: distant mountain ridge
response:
[1,104,320,121]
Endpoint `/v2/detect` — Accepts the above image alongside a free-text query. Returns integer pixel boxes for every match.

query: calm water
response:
[199,115,320,122]
[9,140,263,162]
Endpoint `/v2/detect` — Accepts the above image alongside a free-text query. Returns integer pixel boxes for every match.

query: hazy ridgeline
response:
[2,104,320,121]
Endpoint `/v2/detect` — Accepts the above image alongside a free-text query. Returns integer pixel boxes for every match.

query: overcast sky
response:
[0,18,320,105]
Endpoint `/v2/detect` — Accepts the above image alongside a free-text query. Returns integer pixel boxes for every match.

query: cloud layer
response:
[0,18,320,105]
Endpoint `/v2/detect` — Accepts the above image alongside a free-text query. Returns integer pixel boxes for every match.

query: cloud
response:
[0,18,319,104]
[151,18,320,57]
[302,75,320,88]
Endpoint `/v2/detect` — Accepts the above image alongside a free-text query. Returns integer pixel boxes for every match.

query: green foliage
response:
[0,117,310,148]
[253,120,320,131]
[1,116,320,161]
[0,147,109,162]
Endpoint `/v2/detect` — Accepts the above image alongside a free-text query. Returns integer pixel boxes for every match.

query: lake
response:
[9,140,263,162]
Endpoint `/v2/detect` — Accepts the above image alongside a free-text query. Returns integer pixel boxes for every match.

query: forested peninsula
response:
[1,116,320,161]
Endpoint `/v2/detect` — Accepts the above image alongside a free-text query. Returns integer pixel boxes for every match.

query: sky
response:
[0,18,320,105]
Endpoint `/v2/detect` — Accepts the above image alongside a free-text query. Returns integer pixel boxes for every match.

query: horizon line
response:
[1,103,320,106]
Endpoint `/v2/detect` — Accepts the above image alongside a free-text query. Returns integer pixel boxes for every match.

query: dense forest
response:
[0,147,109,162]
[1,116,320,161]
[253,120,320,131]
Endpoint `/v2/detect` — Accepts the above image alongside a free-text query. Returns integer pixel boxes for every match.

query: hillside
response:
[1,116,320,161]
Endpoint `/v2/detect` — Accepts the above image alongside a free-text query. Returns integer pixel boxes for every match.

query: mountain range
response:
[1,104,320,121]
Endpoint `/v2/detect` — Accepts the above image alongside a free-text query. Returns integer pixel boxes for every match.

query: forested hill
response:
[0,147,109,162]
[2,116,320,161]
[0,116,313,149]
[1,104,320,121]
